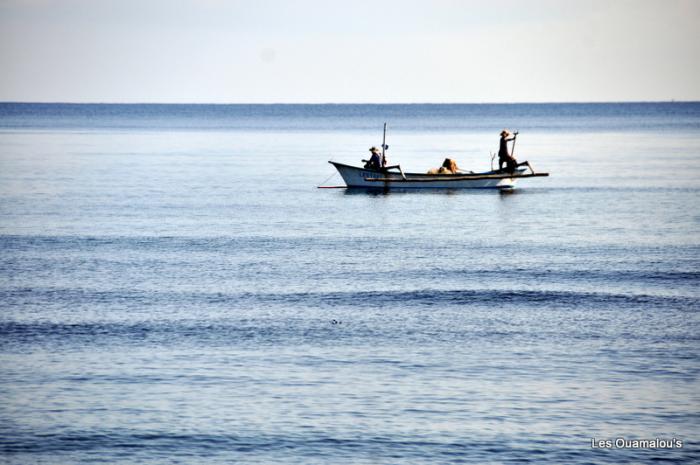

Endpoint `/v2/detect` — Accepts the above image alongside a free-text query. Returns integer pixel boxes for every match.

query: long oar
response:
[511,130,519,158]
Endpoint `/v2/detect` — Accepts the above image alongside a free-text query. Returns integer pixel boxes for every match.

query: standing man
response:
[498,129,516,171]
[498,129,534,173]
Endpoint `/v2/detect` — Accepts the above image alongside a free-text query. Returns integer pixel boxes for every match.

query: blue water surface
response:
[0,103,699,464]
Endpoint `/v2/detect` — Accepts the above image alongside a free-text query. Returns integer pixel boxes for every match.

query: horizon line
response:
[1,100,698,106]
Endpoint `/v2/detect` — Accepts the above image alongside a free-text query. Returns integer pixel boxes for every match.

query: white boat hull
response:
[329,161,545,189]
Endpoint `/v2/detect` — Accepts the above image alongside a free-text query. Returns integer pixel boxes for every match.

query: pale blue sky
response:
[1,0,698,103]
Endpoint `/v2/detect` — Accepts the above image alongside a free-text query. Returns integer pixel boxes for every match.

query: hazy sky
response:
[1,0,698,103]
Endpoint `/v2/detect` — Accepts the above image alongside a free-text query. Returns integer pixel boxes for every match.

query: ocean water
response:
[0,103,699,464]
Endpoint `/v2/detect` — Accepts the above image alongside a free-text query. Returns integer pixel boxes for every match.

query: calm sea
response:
[1,103,699,464]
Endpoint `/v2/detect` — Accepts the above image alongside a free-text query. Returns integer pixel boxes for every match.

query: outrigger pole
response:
[379,122,406,179]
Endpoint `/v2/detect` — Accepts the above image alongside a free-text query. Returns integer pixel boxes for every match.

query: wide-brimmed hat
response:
[500,129,510,137]
[369,146,380,152]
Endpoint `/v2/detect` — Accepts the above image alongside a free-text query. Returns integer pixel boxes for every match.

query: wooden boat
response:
[328,161,549,189]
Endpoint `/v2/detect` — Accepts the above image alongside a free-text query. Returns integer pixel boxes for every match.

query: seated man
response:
[364,146,383,171]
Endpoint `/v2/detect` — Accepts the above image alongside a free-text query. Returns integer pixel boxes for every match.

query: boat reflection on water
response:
[341,187,487,196]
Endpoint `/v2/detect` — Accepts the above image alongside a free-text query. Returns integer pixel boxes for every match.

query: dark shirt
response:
[368,152,382,170]
[498,136,515,159]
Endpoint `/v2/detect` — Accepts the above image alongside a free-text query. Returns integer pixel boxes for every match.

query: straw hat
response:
[369,146,380,152]
[500,129,510,137]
